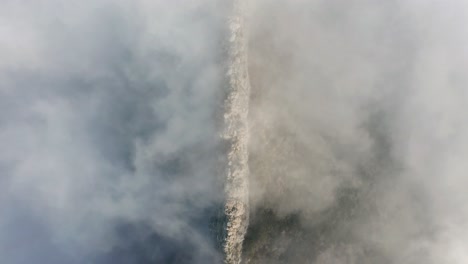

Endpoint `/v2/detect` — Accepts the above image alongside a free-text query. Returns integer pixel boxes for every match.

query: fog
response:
[0,0,228,263]
[245,0,468,263]
[1,0,468,263]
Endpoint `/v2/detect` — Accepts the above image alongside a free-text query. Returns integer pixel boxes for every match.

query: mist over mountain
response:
[1,1,468,264]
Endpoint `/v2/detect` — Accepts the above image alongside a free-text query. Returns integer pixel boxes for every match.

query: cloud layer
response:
[244,0,468,263]
[0,0,229,263]
[2,0,468,263]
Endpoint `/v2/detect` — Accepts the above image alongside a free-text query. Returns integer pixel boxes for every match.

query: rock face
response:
[222,0,250,263]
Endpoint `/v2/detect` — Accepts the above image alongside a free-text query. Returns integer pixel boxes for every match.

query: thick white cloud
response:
[245,0,468,263]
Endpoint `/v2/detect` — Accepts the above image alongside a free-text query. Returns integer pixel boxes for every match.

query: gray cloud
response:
[0,0,228,263]
[2,0,468,263]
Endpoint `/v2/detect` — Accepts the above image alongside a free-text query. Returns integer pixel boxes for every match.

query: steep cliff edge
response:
[222,0,251,263]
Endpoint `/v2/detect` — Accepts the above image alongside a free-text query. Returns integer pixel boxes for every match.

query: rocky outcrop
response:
[222,0,250,263]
